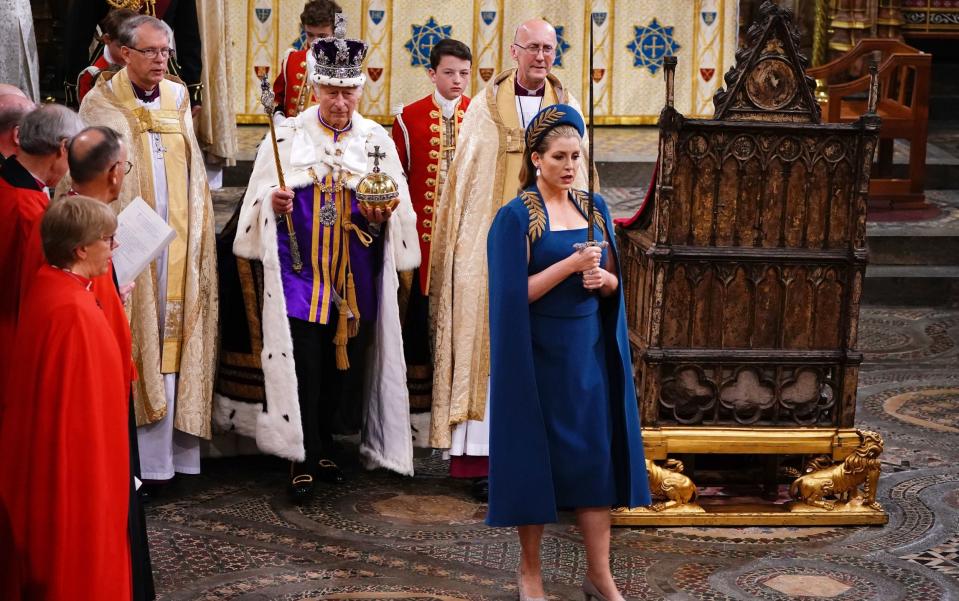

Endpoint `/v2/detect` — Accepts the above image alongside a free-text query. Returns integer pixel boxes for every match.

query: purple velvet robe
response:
[276,127,382,324]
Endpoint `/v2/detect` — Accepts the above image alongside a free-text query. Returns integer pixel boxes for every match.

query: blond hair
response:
[41,195,117,268]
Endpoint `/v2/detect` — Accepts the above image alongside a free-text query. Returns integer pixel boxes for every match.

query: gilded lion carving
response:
[789,430,884,511]
[645,459,702,512]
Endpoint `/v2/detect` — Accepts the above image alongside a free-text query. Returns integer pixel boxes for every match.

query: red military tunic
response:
[391,93,470,294]
[77,52,113,104]
[272,47,314,117]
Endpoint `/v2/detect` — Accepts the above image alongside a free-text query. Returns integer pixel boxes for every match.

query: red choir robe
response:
[62,190,137,388]
[0,158,48,397]
[13,192,136,394]
[0,265,132,601]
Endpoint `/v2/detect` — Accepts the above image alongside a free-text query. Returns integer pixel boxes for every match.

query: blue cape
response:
[485,189,651,526]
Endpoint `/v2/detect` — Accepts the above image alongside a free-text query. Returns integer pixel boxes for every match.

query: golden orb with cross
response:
[356,145,400,212]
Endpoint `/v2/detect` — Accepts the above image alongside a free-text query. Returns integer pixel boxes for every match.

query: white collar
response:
[287,104,377,183]
[103,45,118,66]
[433,90,460,119]
[515,95,543,129]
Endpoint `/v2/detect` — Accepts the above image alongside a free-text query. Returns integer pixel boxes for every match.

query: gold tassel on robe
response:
[331,176,373,370]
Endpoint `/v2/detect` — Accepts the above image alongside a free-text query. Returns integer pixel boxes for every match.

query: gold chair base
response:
[641,427,866,461]
[611,499,888,527]
[623,428,889,526]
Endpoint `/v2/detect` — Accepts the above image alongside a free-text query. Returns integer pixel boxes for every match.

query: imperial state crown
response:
[309,13,368,87]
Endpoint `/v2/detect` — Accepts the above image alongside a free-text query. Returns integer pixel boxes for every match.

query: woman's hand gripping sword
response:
[255,65,303,273]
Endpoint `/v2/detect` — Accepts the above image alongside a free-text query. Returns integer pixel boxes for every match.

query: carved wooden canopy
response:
[615,0,881,431]
[713,1,822,123]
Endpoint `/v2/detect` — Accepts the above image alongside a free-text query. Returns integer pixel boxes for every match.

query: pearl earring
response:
[535,166,541,177]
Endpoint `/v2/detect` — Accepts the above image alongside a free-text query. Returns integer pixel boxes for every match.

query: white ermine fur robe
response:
[220,105,420,475]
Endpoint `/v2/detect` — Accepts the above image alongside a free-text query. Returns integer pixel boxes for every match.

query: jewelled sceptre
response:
[254,65,303,273]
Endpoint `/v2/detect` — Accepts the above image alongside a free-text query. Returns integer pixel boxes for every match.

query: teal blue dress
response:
[486,187,651,526]
[528,214,617,508]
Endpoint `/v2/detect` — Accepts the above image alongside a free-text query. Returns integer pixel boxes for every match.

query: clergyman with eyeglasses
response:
[428,18,592,510]
[72,14,219,491]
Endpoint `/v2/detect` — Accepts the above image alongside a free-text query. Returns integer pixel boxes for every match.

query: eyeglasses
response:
[127,46,175,59]
[101,234,118,249]
[512,43,556,57]
[113,160,133,174]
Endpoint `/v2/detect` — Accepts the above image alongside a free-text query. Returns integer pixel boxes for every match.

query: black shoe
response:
[288,473,315,504]
[138,480,167,504]
[470,477,489,503]
[316,459,345,484]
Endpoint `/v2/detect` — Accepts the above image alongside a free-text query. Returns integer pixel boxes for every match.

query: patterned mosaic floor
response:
[148,304,959,600]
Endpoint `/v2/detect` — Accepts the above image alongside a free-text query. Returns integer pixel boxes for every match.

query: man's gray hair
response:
[117,14,174,49]
[18,104,85,156]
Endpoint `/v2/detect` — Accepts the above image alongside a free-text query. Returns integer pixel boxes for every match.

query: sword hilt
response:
[573,240,609,251]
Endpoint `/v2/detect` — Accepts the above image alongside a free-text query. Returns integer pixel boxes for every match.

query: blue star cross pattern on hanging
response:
[405,17,452,68]
[292,29,307,50]
[552,25,571,67]
[627,18,680,75]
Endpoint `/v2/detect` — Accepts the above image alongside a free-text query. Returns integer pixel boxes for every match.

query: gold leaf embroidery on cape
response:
[522,189,546,242]
[573,189,607,239]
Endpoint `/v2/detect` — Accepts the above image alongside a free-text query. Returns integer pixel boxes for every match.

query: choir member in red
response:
[67,125,155,600]
[0,195,131,601]
[76,8,137,105]
[0,92,34,161]
[0,104,84,397]
[272,0,339,122]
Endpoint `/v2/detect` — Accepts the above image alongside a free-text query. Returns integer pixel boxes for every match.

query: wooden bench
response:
[807,39,932,214]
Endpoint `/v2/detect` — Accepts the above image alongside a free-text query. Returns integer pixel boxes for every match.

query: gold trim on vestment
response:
[451,69,563,422]
[113,68,190,374]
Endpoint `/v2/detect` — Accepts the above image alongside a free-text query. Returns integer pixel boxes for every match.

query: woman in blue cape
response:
[486,104,651,601]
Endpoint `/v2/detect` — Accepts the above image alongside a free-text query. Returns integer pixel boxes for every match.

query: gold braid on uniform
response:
[522,189,546,243]
[294,74,313,116]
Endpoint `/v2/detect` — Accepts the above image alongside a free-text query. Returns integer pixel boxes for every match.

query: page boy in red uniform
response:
[272,0,340,122]
[391,39,482,496]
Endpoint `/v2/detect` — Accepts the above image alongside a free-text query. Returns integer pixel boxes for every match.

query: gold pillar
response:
[812,0,833,66]
[829,0,871,57]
